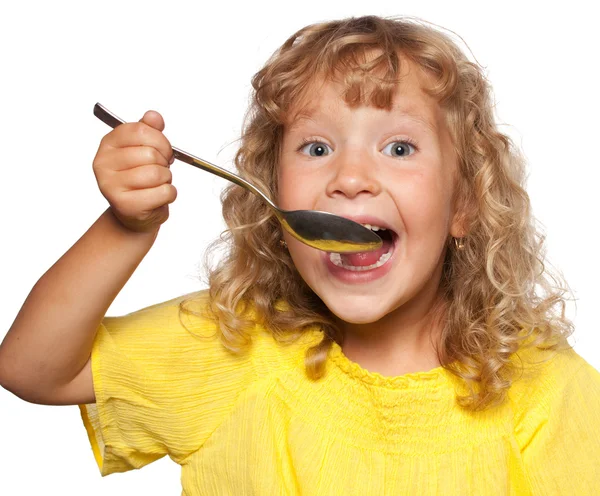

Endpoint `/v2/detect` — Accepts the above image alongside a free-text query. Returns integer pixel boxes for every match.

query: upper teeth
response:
[361,223,387,232]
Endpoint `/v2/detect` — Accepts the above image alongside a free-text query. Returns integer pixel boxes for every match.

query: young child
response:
[1,14,599,495]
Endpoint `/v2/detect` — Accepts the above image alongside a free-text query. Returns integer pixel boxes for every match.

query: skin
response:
[277,60,467,376]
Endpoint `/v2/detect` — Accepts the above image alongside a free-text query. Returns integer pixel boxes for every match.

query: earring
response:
[279,239,288,249]
[453,237,465,250]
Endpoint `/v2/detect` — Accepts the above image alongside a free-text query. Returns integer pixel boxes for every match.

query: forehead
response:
[286,61,442,132]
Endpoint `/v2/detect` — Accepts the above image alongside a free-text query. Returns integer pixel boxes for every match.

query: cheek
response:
[395,171,453,235]
[285,237,323,294]
[276,168,284,204]
[277,164,322,211]
[277,168,300,210]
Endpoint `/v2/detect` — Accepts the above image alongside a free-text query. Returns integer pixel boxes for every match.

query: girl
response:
[1,14,599,495]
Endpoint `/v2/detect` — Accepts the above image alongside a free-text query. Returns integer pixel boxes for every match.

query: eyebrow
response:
[288,106,437,133]
[390,106,437,132]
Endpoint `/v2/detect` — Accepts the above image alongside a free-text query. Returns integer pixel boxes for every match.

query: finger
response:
[138,110,173,163]
[98,145,170,172]
[102,121,174,164]
[117,183,178,216]
[118,164,173,191]
[139,110,165,131]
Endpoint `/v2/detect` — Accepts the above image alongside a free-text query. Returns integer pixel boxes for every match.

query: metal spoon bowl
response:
[93,103,382,253]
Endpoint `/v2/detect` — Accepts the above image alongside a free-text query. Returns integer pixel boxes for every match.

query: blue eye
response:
[382,141,416,158]
[300,141,332,157]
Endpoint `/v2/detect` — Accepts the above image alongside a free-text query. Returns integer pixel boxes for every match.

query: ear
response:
[449,195,474,238]
[450,212,467,238]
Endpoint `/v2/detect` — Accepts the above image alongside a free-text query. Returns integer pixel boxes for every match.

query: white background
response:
[1,1,598,494]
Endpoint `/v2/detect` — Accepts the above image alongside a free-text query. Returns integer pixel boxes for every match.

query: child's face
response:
[278,61,464,326]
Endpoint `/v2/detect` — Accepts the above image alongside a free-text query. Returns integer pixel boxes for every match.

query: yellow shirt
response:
[79,290,600,495]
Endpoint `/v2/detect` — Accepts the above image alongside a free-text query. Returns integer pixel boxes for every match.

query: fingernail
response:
[169,155,175,165]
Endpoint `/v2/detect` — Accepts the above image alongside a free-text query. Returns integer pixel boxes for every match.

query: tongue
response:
[340,237,392,266]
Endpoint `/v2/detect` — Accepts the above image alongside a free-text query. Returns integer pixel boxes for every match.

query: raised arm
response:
[0,110,176,405]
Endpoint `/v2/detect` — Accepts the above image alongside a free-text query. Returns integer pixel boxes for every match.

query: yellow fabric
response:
[79,290,600,495]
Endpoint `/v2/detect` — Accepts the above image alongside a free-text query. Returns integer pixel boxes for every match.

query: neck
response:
[335,274,447,377]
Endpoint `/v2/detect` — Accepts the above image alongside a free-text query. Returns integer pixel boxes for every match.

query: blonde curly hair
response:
[180,15,575,411]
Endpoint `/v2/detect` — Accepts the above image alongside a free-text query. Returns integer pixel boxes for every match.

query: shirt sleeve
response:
[514,347,600,494]
[78,291,256,476]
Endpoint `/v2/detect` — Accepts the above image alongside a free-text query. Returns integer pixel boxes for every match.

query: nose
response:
[325,146,382,199]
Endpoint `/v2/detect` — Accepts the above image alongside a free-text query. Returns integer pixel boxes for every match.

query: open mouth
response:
[329,224,397,271]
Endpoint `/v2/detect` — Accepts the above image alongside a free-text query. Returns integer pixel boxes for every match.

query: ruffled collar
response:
[327,339,452,389]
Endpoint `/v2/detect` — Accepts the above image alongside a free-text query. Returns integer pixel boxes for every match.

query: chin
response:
[320,294,390,324]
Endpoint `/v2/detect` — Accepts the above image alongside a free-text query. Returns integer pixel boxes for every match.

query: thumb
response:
[138,110,165,131]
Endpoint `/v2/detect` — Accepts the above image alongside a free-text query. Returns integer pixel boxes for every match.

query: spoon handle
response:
[93,103,277,209]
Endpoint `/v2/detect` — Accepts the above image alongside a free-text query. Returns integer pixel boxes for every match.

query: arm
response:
[0,109,176,406]
[0,207,158,405]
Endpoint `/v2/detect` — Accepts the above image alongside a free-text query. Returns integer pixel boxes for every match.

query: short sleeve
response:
[514,347,600,494]
[78,291,256,476]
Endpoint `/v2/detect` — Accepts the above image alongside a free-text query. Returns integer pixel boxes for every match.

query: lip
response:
[334,213,398,233]
[320,215,399,284]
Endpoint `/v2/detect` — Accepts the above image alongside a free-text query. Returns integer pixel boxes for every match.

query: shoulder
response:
[114,289,214,326]
[508,343,600,440]
[102,289,240,346]
[505,344,600,491]
[102,289,215,336]
[509,344,597,406]
[512,343,596,387]
[100,289,322,375]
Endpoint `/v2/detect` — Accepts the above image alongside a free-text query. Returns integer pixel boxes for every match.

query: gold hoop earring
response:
[279,239,288,249]
[453,237,465,250]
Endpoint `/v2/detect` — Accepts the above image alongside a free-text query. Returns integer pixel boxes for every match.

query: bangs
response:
[281,46,425,126]
[327,45,405,110]
[255,32,458,127]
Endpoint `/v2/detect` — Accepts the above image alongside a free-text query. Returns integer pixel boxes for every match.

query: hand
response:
[92,110,177,233]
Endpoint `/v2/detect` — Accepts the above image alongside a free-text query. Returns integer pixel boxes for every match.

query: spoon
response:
[93,103,382,253]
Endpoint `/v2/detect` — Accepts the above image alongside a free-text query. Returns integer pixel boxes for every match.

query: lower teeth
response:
[329,251,392,271]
